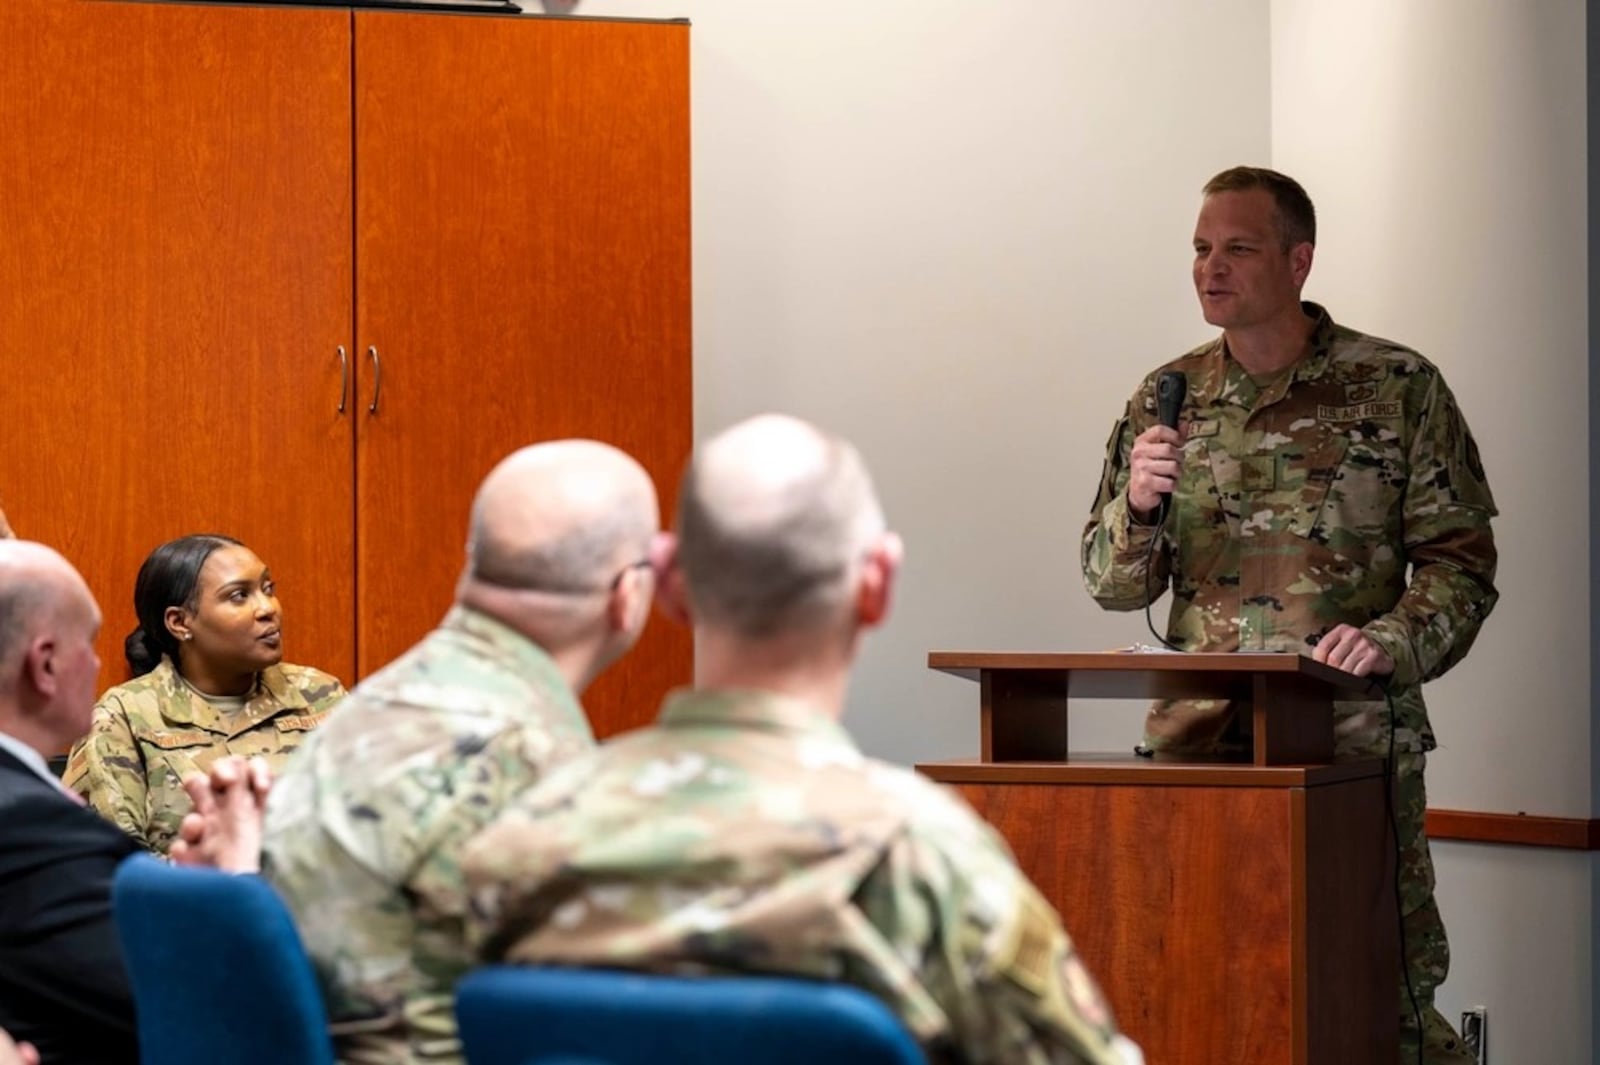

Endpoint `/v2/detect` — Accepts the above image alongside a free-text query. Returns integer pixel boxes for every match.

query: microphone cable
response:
[1380,685,1423,1065]
[1141,516,1183,653]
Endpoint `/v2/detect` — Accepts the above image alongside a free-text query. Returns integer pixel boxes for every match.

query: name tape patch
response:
[1318,400,1401,421]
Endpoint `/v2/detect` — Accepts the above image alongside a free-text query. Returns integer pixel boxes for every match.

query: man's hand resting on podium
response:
[1311,624,1395,677]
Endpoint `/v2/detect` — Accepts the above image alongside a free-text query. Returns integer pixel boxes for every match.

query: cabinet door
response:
[354,13,692,735]
[0,1,357,686]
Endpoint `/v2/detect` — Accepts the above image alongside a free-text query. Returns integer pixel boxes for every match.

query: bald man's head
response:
[0,543,87,674]
[0,542,102,748]
[677,414,887,640]
[466,440,660,596]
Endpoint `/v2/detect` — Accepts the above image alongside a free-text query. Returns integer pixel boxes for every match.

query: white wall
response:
[1272,0,1589,818]
[548,1,1592,1059]
[571,0,1272,759]
[1272,2,1590,1060]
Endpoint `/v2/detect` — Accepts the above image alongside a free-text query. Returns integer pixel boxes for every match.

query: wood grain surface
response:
[352,12,692,732]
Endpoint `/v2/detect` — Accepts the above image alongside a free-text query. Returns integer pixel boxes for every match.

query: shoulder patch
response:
[1464,433,1486,482]
[995,884,1061,997]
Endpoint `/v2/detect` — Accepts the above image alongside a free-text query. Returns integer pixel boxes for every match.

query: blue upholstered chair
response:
[111,853,336,1065]
[455,966,926,1065]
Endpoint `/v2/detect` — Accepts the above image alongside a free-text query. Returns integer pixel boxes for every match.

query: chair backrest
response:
[111,853,336,1065]
[455,967,926,1065]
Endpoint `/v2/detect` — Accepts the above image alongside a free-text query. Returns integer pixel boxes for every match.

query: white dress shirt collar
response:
[0,729,74,797]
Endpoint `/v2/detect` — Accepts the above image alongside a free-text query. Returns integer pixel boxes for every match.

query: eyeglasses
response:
[473,557,653,596]
[607,558,654,591]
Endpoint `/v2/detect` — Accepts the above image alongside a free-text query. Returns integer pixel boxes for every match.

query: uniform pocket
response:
[138,728,215,791]
[1313,437,1406,542]
[1226,422,1347,540]
[1281,428,1349,539]
[136,727,219,850]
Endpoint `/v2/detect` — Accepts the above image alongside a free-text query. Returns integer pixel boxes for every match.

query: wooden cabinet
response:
[0,0,358,683]
[0,1,691,738]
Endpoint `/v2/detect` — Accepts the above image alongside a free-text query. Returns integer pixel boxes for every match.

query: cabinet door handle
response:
[367,345,382,414]
[336,346,349,413]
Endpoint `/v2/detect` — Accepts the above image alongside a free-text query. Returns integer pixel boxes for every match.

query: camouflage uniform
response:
[462,689,1140,1065]
[1082,303,1497,1065]
[63,657,344,854]
[262,605,595,1065]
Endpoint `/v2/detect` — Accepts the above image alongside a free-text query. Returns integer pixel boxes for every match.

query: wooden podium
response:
[916,652,1398,1065]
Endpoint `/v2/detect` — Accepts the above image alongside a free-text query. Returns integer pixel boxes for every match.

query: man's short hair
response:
[677,429,884,640]
[1203,166,1317,249]
[468,505,650,594]
[0,576,46,684]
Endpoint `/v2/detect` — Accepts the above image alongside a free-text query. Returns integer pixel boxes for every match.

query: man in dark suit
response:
[0,540,141,1064]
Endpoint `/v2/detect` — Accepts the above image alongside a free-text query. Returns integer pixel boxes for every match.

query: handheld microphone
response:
[1138,370,1190,668]
[1154,371,1187,524]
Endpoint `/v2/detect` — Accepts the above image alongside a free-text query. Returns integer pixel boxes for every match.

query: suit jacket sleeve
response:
[0,782,141,1059]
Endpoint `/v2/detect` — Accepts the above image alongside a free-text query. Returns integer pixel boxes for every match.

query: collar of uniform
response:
[151,656,309,734]
[1187,336,1231,410]
[257,663,307,709]
[1200,301,1336,409]
[150,656,209,727]
[1287,301,1338,384]
[658,687,859,750]
[440,604,577,712]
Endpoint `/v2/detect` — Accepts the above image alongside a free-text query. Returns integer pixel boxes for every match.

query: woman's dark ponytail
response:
[123,627,162,677]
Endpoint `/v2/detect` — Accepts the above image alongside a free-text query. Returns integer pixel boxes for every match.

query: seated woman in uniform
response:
[65,534,345,853]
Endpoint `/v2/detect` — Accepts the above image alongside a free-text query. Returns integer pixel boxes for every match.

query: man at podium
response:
[1081,166,1498,1065]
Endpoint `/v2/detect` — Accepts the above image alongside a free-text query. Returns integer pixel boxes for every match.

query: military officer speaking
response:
[1082,166,1497,1065]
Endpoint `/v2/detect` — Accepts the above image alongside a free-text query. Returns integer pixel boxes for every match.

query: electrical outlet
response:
[1460,1007,1487,1064]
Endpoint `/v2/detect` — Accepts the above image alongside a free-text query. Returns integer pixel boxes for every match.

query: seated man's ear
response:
[648,532,692,626]
[607,551,655,637]
[23,635,59,698]
[856,532,903,628]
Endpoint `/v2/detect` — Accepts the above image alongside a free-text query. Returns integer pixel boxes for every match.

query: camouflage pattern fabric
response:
[62,656,344,853]
[1082,303,1498,757]
[1395,752,1475,1065]
[262,606,595,1065]
[462,688,1139,1065]
[1082,303,1496,1064]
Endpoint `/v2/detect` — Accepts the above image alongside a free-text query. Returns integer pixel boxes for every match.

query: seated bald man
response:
[0,542,139,1065]
[462,415,1143,1065]
[262,441,660,1065]
[0,539,271,1062]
